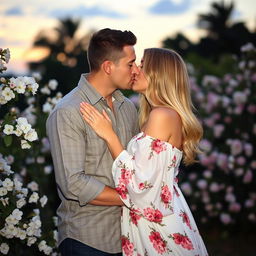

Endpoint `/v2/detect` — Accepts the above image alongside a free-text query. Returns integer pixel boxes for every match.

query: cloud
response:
[149,0,191,15]
[4,7,24,16]
[50,5,126,19]
[0,37,25,47]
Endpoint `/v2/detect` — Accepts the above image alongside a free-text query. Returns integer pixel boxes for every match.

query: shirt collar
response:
[78,73,125,105]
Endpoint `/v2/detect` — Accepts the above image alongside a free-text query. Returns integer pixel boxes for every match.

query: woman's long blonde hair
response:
[139,48,203,165]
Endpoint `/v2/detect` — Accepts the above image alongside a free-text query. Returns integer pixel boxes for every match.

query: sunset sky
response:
[1,0,255,74]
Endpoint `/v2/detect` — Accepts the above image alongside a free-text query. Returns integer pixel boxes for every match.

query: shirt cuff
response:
[78,177,105,206]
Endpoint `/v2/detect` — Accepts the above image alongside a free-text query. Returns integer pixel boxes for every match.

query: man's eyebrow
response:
[128,58,136,63]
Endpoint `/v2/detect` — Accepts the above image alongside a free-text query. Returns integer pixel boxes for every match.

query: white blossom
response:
[42,102,52,113]
[3,124,14,135]
[44,165,52,174]
[40,86,51,95]
[2,178,14,191]
[13,77,26,94]
[29,192,39,203]
[40,195,48,207]
[32,72,42,81]
[5,215,18,225]
[24,128,38,142]
[0,187,8,196]
[12,208,23,221]
[1,87,15,101]
[27,181,39,191]
[16,228,26,240]
[241,42,255,52]
[0,243,9,255]
[21,140,31,149]
[27,237,37,246]
[0,197,9,206]
[48,79,58,90]
[16,198,26,208]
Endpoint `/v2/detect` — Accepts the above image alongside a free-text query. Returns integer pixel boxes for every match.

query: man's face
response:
[110,45,139,90]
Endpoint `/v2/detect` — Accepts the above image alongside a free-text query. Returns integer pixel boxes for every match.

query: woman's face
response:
[131,58,149,94]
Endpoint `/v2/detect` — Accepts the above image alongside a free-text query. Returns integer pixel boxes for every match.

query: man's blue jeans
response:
[59,238,122,256]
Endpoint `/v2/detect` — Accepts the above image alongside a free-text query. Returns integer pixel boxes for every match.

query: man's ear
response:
[102,60,112,75]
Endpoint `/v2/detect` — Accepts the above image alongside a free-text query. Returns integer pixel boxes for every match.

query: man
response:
[46,28,139,255]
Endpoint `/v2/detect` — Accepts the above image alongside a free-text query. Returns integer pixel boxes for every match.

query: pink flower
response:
[151,139,167,154]
[139,183,145,190]
[143,207,163,223]
[243,170,253,184]
[116,180,128,199]
[120,168,132,185]
[179,211,192,230]
[149,231,167,254]
[161,185,172,207]
[130,209,141,226]
[121,236,134,256]
[172,233,194,250]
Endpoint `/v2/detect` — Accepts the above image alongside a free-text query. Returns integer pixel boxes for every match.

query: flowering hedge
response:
[0,48,62,255]
[179,43,256,229]
[1,42,255,254]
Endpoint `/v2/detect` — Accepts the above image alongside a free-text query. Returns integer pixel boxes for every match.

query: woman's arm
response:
[80,102,124,159]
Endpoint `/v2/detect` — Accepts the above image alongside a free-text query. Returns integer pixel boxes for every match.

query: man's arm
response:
[46,108,123,206]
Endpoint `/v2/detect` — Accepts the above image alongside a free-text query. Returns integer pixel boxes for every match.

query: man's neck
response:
[87,72,116,99]
[87,72,116,110]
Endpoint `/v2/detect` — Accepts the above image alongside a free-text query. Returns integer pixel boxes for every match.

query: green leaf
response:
[3,135,12,147]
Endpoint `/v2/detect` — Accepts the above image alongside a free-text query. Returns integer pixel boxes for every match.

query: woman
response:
[80,48,208,256]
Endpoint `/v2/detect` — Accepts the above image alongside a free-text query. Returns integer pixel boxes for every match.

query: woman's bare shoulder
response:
[145,107,181,141]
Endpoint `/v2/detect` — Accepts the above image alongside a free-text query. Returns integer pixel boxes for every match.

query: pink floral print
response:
[171,233,194,250]
[149,230,167,254]
[121,235,135,256]
[160,184,172,208]
[138,181,153,190]
[143,207,163,224]
[179,210,192,230]
[116,179,128,199]
[130,209,141,226]
[149,138,167,159]
[120,168,132,185]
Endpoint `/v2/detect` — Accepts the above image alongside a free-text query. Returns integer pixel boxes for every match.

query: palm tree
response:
[29,18,92,95]
[198,0,234,39]
[196,0,255,58]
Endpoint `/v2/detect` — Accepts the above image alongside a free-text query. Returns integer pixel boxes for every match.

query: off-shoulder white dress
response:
[112,132,208,256]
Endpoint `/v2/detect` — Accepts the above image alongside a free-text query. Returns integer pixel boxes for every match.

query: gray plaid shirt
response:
[46,74,139,253]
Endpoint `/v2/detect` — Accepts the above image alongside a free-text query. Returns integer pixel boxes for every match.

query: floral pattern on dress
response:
[143,205,164,225]
[121,235,135,256]
[149,229,168,254]
[148,138,167,159]
[138,181,153,190]
[160,183,173,210]
[179,210,192,230]
[129,208,141,226]
[112,132,208,256]
[170,233,194,250]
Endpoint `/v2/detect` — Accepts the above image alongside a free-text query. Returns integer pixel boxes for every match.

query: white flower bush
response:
[0,48,60,255]
[181,43,256,229]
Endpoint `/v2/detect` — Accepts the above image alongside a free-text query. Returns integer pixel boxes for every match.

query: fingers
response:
[80,102,103,118]
[102,109,111,122]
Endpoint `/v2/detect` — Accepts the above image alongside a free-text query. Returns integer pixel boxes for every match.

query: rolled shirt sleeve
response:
[47,108,105,206]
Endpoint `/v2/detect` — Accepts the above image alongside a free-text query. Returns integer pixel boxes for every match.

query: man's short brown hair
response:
[87,28,137,71]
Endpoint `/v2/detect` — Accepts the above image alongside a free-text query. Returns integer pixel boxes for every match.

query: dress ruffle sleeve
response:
[112,132,182,218]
